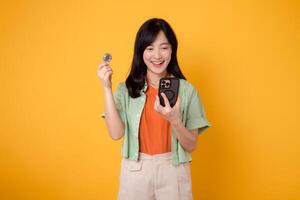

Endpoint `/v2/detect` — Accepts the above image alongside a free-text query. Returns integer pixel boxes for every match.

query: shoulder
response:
[115,82,126,90]
[179,79,197,94]
[114,82,127,96]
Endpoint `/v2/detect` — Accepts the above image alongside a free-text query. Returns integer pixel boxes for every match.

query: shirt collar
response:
[141,81,148,93]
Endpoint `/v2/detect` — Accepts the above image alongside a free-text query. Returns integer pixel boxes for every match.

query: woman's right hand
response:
[97,62,113,88]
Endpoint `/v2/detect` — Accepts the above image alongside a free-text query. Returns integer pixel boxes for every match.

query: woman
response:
[97,18,211,200]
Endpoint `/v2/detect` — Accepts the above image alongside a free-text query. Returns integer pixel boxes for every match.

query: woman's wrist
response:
[103,86,112,93]
[170,117,182,126]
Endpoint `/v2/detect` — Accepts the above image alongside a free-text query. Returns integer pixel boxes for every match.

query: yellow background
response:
[1,0,299,199]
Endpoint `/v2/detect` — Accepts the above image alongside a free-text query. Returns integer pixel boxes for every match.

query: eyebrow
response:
[147,42,170,47]
[159,42,170,46]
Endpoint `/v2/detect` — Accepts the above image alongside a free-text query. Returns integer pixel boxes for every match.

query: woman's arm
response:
[170,119,198,153]
[103,87,125,140]
[97,62,124,141]
[154,93,199,152]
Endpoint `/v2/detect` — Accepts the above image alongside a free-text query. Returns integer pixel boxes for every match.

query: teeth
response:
[152,61,163,64]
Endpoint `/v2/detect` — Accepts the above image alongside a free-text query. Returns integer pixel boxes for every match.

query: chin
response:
[149,67,167,75]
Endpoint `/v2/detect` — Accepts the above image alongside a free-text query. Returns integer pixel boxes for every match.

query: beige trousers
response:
[117,152,194,200]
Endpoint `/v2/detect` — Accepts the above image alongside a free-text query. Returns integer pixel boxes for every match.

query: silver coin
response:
[103,53,112,63]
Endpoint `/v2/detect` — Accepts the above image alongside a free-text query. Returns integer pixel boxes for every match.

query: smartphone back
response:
[158,77,179,107]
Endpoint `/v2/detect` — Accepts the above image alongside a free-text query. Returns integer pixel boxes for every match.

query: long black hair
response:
[125,18,186,98]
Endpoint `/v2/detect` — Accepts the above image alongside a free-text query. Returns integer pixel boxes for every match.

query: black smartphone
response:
[158,77,180,107]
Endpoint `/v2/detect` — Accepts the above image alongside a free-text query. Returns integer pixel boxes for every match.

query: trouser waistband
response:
[138,152,173,160]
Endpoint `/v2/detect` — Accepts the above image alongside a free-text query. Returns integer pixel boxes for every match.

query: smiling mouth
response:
[151,61,164,65]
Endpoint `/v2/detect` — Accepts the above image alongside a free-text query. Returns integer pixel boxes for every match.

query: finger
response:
[103,73,112,82]
[156,104,163,113]
[173,96,180,110]
[98,63,108,70]
[155,95,163,112]
[98,65,103,71]
[154,96,160,112]
[154,101,158,112]
[98,66,106,73]
[104,72,112,81]
[154,96,158,109]
[100,67,108,75]
[102,64,111,70]
[160,92,170,107]
[100,66,111,75]
[175,96,180,106]
[103,69,112,77]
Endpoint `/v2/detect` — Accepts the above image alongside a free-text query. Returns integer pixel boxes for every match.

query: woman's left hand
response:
[154,92,181,125]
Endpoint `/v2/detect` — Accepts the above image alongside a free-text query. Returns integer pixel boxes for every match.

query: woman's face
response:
[143,30,172,76]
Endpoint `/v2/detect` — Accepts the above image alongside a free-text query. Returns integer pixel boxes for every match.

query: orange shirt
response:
[138,82,172,155]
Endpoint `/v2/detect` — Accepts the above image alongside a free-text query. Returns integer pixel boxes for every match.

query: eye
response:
[146,47,153,51]
[161,46,169,50]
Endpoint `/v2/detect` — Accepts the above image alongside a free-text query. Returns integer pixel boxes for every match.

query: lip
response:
[151,61,164,67]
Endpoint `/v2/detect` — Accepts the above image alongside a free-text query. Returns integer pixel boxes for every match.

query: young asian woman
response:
[97,18,211,200]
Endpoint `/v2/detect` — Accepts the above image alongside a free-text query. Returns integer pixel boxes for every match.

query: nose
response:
[153,49,162,59]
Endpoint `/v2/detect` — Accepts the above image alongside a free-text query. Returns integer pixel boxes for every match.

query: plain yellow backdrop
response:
[1,0,299,199]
